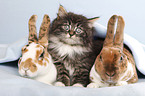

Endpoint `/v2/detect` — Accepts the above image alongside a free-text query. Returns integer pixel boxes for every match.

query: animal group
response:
[18,5,138,88]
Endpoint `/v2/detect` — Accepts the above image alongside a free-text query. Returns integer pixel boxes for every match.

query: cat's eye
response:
[75,28,83,33]
[63,25,70,31]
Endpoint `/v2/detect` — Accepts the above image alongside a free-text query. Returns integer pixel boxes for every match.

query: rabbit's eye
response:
[40,51,44,58]
[22,47,27,53]
[120,56,123,61]
[23,48,26,51]
[22,45,28,51]
[26,44,29,47]
[100,55,102,60]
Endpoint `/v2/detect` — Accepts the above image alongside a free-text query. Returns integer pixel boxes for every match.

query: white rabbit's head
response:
[18,15,51,78]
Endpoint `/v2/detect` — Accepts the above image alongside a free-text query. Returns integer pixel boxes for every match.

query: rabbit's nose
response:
[105,71,116,77]
[22,67,29,71]
[22,68,29,77]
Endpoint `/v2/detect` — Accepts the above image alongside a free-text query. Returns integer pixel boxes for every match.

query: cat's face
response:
[50,5,99,46]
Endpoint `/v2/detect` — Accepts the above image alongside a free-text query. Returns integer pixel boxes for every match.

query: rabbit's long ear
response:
[103,15,117,47]
[38,14,50,47]
[28,15,38,43]
[114,16,125,49]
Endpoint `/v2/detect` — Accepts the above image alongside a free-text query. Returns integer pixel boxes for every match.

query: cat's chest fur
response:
[49,36,91,75]
[49,36,90,58]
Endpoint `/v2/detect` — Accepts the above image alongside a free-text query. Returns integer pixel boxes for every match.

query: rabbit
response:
[18,14,57,85]
[87,15,138,88]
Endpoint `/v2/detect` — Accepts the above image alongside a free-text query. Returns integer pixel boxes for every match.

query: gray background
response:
[0,0,145,44]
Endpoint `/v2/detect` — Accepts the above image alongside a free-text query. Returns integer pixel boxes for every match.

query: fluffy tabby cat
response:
[48,5,102,87]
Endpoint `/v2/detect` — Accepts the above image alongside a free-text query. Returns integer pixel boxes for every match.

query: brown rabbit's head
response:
[95,15,127,84]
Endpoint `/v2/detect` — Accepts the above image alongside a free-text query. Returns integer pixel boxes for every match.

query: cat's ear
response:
[88,17,99,27]
[57,5,67,19]
[88,17,100,23]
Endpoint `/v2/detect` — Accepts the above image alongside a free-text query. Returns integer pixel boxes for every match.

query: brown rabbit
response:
[87,15,138,88]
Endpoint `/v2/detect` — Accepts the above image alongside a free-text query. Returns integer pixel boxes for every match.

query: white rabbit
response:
[87,15,138,88]
[18,15,57,85]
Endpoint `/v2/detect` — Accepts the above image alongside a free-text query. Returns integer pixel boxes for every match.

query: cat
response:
[48,5,102,87]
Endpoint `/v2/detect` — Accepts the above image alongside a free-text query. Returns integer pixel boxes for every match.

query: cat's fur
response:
[48,5,102,87]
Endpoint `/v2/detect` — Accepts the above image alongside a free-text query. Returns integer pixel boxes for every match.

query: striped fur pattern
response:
[18,15,57,85]
[48,5,100,87]
[87,15,138,88]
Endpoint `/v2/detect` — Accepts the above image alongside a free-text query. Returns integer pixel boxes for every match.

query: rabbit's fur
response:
[18,15,57,85]
[87,15,138,88]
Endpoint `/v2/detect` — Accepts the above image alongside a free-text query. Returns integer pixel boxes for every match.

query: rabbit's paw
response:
[87,83,100,88]
[116,81,128,86]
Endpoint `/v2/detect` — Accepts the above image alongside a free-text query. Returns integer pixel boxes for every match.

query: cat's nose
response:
[69,31,75,37]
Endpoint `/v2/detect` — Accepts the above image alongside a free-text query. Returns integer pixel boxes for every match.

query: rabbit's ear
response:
[114,16,125,49]
[38,14,50,47]
[28,15,38,43]
[103,15,117,47]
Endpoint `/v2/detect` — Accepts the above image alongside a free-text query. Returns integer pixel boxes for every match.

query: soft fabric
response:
[0,37,28,63]
[0,63,145,96]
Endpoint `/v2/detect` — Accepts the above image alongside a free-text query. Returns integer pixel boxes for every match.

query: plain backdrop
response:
[0,0,145,44]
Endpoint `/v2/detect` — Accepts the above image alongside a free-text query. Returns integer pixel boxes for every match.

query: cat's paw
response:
[54,82,65,87]
[116,81,128,86]
[72,83,84,87]
[87,83,100,88]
